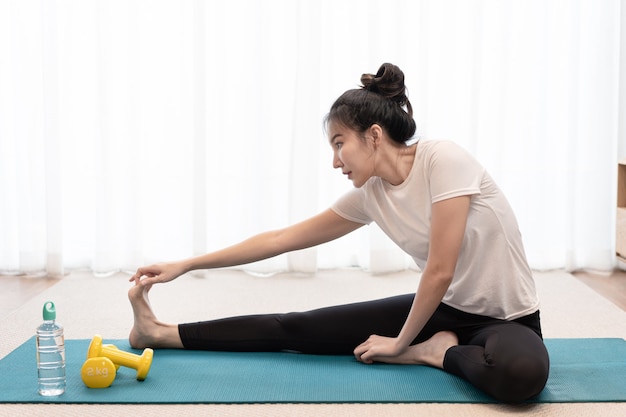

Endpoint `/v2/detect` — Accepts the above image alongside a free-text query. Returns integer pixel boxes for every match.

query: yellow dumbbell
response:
[102,344,121,371]
[81,344,122,388]
[87,335,153,381]
[81,356,117,388]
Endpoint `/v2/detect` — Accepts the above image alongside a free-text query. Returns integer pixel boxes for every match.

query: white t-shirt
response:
[331,140,539,320]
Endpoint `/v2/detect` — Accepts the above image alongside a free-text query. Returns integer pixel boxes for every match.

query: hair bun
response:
[361,63,412,116]
[326,63,416,144]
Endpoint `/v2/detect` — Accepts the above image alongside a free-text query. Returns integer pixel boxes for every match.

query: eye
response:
[335,142,343,149]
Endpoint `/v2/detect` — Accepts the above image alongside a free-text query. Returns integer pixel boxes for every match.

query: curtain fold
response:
[0,0,622,277]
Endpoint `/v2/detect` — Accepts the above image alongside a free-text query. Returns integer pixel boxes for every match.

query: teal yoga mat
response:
[1,337,625,404]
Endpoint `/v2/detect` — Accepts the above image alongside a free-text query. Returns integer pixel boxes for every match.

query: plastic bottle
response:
[36,301,66,396]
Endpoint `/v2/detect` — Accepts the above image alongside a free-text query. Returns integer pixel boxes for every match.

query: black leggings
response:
[178,294,549,403]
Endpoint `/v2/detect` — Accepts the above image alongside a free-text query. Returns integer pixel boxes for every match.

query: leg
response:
[443,322,550,403]
[178,294,415,353]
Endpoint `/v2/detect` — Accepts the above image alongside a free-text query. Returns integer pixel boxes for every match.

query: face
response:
[328,121,376,188]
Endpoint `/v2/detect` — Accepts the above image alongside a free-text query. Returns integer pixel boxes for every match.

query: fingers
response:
[354,335,403,365]
[353,344,365,362]
[134,276,154,287]
[129,273,142,285]
[128,261,186,288]
[359,353,374,364]
[128,266,159,286]
[353,336,375,364]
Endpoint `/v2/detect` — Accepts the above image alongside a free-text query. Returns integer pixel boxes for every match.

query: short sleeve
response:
[330,188,372,224]
[427,141,484,203]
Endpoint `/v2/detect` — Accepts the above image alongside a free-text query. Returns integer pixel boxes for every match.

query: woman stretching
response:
[128,63,549,403]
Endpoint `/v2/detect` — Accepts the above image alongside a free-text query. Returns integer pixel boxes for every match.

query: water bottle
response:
[36,301,66,396]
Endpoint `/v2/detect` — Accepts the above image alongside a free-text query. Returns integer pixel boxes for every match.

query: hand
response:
[129,262,187,287]
[353,334,405,364]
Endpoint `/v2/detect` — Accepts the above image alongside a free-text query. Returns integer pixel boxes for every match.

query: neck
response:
[376,142,416,186]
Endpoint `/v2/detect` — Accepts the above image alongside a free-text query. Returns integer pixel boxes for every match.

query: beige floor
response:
[1,268,626,416]
[572,269,626,311]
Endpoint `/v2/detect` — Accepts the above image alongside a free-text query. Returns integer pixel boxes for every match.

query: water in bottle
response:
[36,301,66,396]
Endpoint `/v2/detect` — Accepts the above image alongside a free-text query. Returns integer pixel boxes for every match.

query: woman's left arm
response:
[354,194,471,364]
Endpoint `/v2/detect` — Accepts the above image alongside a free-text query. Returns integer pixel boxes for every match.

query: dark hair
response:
[325,63,416,144]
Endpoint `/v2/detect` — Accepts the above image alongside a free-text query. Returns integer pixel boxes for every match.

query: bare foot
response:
[379,331,458,368]
[128,284,183,349]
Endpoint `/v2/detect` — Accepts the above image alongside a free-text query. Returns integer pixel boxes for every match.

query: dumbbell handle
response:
[101,344,147,368]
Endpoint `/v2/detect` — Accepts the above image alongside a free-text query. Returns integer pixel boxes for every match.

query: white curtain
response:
[0,0,622,277]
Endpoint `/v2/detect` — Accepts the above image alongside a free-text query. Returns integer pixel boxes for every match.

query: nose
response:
[333,153,343,169]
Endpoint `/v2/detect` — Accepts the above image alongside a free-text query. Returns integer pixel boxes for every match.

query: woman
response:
[128,63,549,403]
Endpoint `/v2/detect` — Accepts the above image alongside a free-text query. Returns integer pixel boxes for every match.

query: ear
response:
[368,124,383,146]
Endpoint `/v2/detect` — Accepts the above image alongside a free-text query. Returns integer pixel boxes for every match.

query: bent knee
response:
[494,355,550,403]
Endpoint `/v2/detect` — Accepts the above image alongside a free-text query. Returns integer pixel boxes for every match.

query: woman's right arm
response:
[130,208,363,286]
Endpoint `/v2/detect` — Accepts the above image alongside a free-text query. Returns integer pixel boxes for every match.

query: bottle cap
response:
[43,301,56,321]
